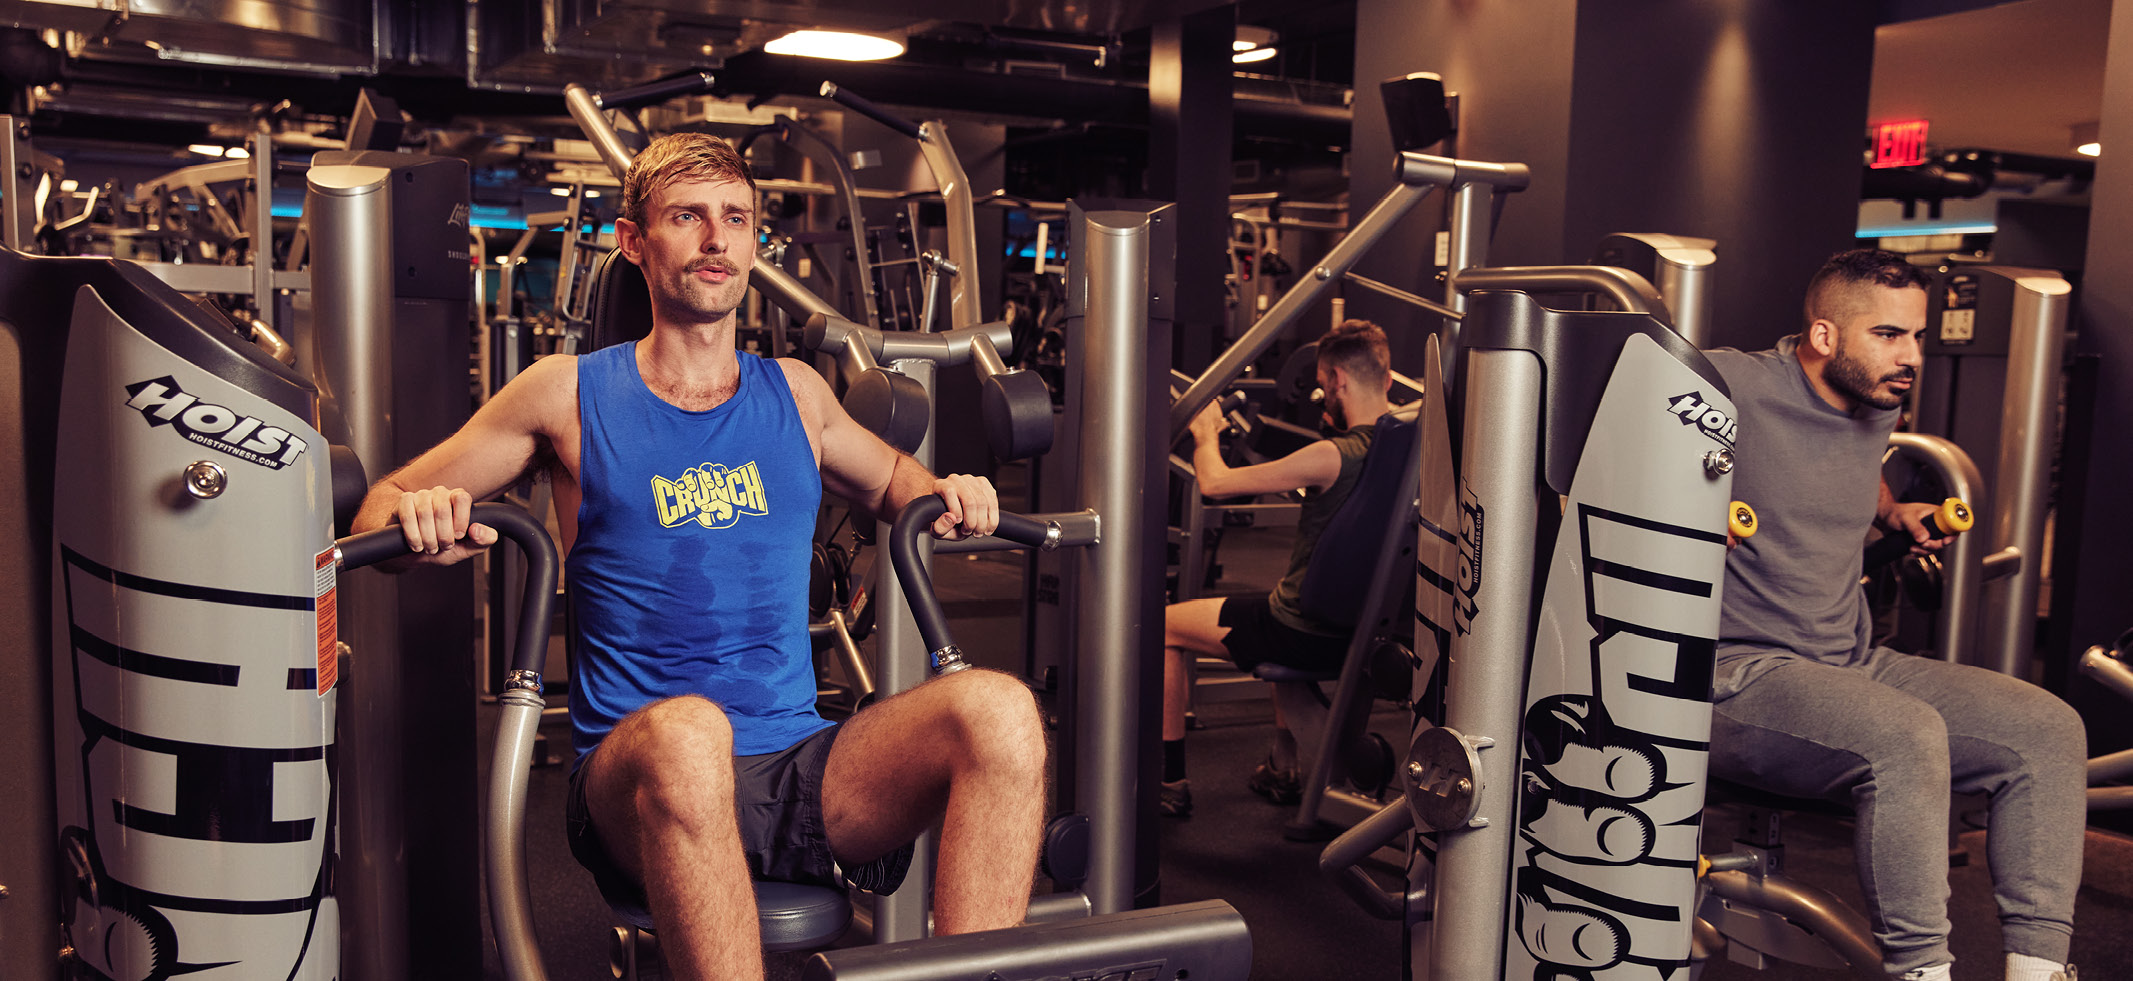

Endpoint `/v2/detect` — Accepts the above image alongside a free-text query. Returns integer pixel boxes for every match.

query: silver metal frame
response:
[1168,151,1530,442]
[1978,271,2071,680]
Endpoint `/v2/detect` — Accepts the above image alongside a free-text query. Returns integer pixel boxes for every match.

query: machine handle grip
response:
[889,496,1052,673]
[1864,497,1972,570]
[820,82,925,140]
[335,503,559,678]
[596,71,719,110]
[1727,501,1757,540]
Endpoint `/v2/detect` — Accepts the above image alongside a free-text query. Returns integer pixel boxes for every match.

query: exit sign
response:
[1871,119,1930,169]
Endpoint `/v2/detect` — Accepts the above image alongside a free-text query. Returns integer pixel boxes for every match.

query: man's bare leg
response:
[1162,597,1230,740]
[584,696,763,981]
[821,668,1047,934]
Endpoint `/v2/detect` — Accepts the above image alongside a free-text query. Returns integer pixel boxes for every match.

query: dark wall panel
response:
[1350,0,1578,376]
[1565,0,1877,350]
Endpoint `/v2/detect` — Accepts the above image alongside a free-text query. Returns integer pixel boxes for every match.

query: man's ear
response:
[614,217,642,263]
[1805,319,1839,358]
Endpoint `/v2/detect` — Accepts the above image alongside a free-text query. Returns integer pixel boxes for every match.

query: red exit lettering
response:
[1871,119,1930,169]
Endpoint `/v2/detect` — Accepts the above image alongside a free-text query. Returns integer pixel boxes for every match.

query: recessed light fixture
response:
[186,144,225,157]
[765,30,905,62]
[1233,25,1278,64]
[225,147,249,159]
[2072,121,2100,157]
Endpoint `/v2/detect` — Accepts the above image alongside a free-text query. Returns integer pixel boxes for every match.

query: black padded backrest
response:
[586,246,653,352]
[1296,407,1421,629]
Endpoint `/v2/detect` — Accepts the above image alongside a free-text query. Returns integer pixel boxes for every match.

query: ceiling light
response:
[2072,122,2100,157]
[1233,46,1277,64]
[186,144,225,157]
[764,30,904,62]
[59,178,77,192]
[551,186,571,196]
[225,147,249,159]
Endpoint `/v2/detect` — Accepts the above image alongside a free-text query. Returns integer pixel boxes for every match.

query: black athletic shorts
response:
[1217,594,1351,673]
[566,722,914,922]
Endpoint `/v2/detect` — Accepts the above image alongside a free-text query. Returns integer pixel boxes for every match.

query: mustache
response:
[686,259,740,275]
[1883,367,1915,384]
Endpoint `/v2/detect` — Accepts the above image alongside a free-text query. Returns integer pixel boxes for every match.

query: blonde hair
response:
[620,132,754,227]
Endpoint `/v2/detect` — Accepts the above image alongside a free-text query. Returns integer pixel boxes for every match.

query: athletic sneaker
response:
[1159,779,1193,818]
[1246,760,1302,806]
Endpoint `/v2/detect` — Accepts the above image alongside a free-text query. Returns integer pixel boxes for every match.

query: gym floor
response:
[479,511,2133,980]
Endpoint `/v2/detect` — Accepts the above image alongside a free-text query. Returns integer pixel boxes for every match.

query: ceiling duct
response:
[0,0,378,75]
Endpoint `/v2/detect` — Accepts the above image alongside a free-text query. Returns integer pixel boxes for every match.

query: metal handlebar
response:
[1451,265,1668,319]
[598,71,718,111]
[889,496,1052,674]
[333,502,560,981]
[820,81,924,140]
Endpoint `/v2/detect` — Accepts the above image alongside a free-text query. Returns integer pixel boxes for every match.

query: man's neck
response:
[1340,396,1393,429]
[637,317,743,409]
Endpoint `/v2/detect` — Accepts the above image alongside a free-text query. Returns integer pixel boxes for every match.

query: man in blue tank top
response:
[1705,250,2083,981]
[352,133,1046,981]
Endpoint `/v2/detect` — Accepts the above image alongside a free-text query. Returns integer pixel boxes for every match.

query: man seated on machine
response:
[351,133,1047,981]
[1705,248,2085,981]
[1159,319,1393,817]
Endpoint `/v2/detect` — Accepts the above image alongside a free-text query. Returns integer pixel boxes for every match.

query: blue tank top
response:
[569,344,830,757]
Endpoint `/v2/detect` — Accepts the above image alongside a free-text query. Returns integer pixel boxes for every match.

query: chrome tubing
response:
[1078,208,1151,914]
[1422,348,1545,979]
[1979,272,2072,679]
[1169,179,1433,440]
[1886,433,1988,667]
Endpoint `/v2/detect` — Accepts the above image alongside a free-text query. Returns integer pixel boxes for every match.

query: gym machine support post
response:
[304,149,478,981]
[1592,233,1717,349]
[1911,267,2072,680]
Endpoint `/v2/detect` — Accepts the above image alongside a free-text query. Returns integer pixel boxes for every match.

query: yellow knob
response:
[1937,497,1975,534]
[1728,501,1758,539]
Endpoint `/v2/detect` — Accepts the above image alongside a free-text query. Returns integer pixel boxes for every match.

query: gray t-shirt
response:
[1705,335,1901,700]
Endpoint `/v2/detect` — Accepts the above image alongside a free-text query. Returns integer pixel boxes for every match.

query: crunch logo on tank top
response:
[651,461,769,528]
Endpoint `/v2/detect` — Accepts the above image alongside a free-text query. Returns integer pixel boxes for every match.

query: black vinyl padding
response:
[1295,411,1420,629]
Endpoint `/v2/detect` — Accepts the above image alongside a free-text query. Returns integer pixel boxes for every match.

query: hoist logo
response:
[652,462,769,529]
[446,202,470,229]
[124,376,309,470]
[1665,391,1736,448]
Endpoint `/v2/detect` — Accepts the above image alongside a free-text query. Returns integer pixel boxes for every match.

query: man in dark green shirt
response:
[1160,320,1392,817]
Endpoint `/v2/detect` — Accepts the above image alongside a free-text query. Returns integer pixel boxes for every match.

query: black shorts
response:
[565,723,914,922]
[1217,594,1351,673]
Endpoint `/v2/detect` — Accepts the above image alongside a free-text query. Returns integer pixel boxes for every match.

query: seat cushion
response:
[754,880,852,952]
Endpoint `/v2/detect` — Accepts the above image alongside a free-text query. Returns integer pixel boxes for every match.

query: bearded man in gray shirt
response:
[1704,249,2085,981]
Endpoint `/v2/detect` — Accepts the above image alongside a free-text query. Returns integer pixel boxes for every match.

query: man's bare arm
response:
[350,354,576,564]
[1184,398,1342,499]
[785,363,998,539]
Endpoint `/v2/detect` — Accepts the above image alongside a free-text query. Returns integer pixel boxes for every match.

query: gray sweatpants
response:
[1709,646,2087,975]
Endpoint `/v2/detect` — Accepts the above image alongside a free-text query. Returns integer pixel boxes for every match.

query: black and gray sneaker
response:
[1159,778,1194,818]
[1246,760,1302,806]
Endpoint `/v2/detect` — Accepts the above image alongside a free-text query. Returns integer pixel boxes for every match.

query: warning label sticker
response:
[314,547,337,696]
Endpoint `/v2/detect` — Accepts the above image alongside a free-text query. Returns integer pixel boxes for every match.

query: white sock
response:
[2007,952,2068,981]
[1900,965,1952,981]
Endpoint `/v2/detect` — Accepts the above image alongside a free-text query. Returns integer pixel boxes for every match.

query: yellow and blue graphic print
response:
[652,461,769,528]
